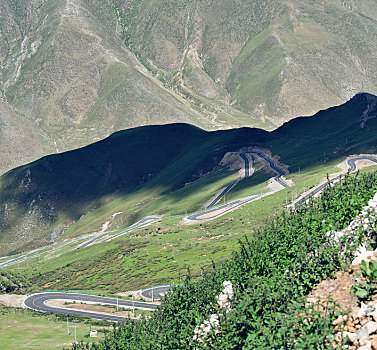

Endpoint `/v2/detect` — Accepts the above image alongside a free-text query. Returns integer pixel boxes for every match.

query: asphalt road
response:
[24,292,158,322]
[206,181,239,208]
[207,150,284,208]
[140,285,173,300]
[0,217,161,269]
[75,231,114,250]
[0,234,98,268]
[294,156,377,207]
[185,193,273,222]
[185,150,289,222]
[0,249,43,268]
[249,151,290,188]
[96,216,161,244]
[347,156,377,172]
[239,152,251,177]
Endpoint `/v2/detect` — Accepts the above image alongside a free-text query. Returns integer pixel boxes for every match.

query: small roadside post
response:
[73,319,79,344]
[132,294,135,317]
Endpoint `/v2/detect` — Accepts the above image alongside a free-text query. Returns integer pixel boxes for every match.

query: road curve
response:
[140,285,173,300]
[206,150,288,209]
[294,155,377,207]
[347,156,377,172]
[249,151,290,188]
[24,292,158,322]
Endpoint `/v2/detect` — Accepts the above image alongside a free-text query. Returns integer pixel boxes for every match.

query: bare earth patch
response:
[308,270,358,311]
[0,294,27,308]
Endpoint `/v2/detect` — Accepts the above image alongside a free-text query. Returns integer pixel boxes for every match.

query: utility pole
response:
[73,319,78,343]
[151,286,154,302]
[67,317,69,335]
[116,296,119,312]
[132,294,135,317]
[179,271,181,286]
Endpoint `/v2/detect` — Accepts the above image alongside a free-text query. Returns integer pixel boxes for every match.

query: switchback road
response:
[24,292,158,322]
[141,285,173,300]
[185,149,288,222]
[76,216,161,249]
[206,150,288,208]
[294,155,377,207]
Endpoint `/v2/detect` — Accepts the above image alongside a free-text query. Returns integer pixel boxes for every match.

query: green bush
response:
[352,259,377,302]
[73,171,377,349]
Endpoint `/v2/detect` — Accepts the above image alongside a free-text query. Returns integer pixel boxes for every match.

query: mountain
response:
[0,0,259,175]
[1,0,377,175]
[119,0,377,120]
[0,93,376,255]
[0,98,45,174]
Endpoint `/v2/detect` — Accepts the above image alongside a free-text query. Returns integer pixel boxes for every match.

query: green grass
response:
[226,32,287,113]
[8,160,377,294]
[84,62,130,124]
[0,306,105,350]
[2,93,377,255]
[62,166,239,237]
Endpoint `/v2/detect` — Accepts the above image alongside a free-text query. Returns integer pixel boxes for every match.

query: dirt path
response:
[0,294,27,308]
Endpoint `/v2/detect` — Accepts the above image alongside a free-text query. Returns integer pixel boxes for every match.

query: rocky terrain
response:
[306,193,377,349]
[1,0,377,175]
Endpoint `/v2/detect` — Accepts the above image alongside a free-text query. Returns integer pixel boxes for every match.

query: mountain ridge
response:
[0,94,376,255]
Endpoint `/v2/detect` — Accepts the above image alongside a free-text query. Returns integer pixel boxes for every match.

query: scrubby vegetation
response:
[71,171,377,349]
[0,271,26,293]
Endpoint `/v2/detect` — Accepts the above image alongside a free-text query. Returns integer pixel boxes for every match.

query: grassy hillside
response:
[9,161,377,296]
[0,123,267,255]
[0,305,105,349]
[270,92,377,169]
[67,169,377,349]
[0,93,376,256]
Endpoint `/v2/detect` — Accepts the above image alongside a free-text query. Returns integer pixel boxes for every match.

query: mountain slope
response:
[0,98,46,174]
[1,0,377,175]
[0,94,376,255]
[117,0,377,121]
[0,0,261,175]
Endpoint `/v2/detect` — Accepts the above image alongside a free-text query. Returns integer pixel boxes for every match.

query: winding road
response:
[4,153,377,322]
[184,192,275,223]
[24,292,160,322]
[294,155,377,207]
[185,150,288,223]
[140,285,173,300]
[205,150,288,209]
